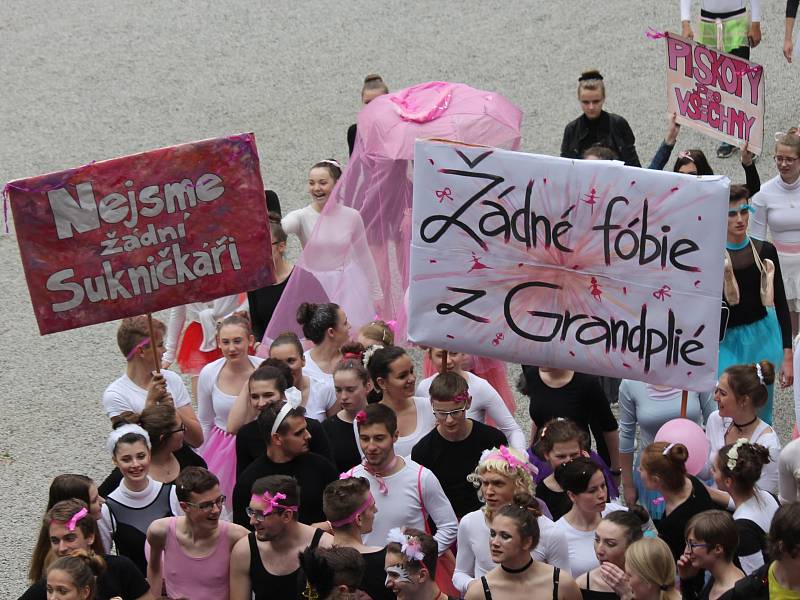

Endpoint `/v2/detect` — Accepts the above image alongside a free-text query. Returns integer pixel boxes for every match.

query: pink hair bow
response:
[372,314,397,332]
[489,445,538,477]
[65,508,88,531]
[645,27,668,40]
[355,410,367,423]
[251,491,298,514]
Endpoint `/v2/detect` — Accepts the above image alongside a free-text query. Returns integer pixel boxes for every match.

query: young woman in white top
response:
[552,458,628,578]
[778,436,800,503]
[464,493,581,600]
[706,361,781,494]
[453,446,570,596]
[268,331,338,422]
[296,301,351,384]
[282,159,342,248]
[711,440,778,574]
[364,345,435,457]
[416,347,525,451]
[750,130,800,333]
[196,315,261,509]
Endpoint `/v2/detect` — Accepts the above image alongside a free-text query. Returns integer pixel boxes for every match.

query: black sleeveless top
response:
[481,567,560,600]
[248,528,324,600]
[535,480,573,522]
[105,483,175,575]
[580,571,619,600]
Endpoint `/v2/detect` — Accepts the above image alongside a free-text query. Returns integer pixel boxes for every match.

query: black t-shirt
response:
[247,274,291,342]
[232,452,338,527]
[535,479,573,522]
[521,367,618,465]
[235,416,332,476]
[654,475,716,561]
[19,554,149,600]
[97,443,207,497]
[322,414,362,472]
[360,548,395,600]
[411,420,507,519]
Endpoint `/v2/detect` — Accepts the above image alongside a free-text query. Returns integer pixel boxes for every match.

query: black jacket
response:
[560,111,641,167]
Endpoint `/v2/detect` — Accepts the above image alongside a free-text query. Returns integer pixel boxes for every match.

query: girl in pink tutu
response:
[196,315,262,511]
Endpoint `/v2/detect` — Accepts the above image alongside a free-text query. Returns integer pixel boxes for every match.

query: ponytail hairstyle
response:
[723,361,775,409]
[296,302,341,344]
[535,418,588,459]
[299,545,365,599]
[686,510,739,562]
[673,149,713,175]
[117,403,178,454]
[365,345,408,393]
[640,442,688,493]
[359,320,395,346]
[46,549,107,600]
[624,538,677,600]
[602,507,649,546]
[493,492,542,550]
[775,127,800,158]
[717,440,771,495]
[334,341,370,385]
[216,313,252,338]
[554,456,602,495]
[577,69,606,98]
[311,159,342,183]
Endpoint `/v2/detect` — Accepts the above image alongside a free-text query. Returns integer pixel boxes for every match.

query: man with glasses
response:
[230,475,333,600]
[411,372,507,519]
[146,467,248,599]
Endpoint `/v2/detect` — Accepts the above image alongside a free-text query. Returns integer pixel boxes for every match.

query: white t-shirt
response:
[416,371,526,451]
[705,411,780,494]
[553,502,627,577]
[452,508,570,595]
[779,437,800,503]
[733,489,778,575]
[102,370,191,417]
[350,458,458,554]
[285,375,337,423]
[197,355,263,433]
[303,351,333,385]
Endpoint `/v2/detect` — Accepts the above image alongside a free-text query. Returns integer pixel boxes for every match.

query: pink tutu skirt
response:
[201,426,237,511]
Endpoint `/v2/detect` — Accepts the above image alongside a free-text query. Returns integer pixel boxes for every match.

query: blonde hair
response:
[776,127,800,157]
[359,320,395,346]
[625,538,677,600]
[578,69,605,98]
[468,446,535,518]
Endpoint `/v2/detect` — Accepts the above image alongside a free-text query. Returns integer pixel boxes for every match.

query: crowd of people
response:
[19,2,800,599]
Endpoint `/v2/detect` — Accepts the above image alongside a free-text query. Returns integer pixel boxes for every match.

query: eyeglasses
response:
[685,540,711,553]
[432,407,468,420]
[775,156,798,165]
[727,204,752,217]
[166,424,186,436]
[246,506,284,521]
[184,495,226,511]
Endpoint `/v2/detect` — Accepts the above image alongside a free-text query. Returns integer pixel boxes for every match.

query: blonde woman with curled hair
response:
[601,537,679,600]
[453,446,569,596]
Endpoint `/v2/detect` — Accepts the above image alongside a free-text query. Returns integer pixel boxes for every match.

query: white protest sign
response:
[408,140,729,391]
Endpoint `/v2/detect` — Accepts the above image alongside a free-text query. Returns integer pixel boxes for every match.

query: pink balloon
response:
[654,418,709,476]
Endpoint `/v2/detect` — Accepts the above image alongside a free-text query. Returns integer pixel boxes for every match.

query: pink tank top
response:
[164,517,232,600]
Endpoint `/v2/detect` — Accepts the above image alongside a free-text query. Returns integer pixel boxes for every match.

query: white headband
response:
[106,424,151,455]
[271,403,295,436]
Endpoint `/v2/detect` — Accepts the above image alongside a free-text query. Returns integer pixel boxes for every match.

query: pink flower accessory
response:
[65,507,88,531]
[250,491,298,514]
[386,527,425,561]
[645,27,668,40]
[355,410,368,424]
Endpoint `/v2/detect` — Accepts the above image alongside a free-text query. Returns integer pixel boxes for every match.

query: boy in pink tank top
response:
[146,467,248,600]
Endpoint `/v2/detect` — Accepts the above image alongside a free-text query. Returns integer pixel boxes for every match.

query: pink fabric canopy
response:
[262,81,523,347]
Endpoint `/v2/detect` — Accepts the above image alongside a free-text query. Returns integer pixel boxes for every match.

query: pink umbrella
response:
[263,81,523,350]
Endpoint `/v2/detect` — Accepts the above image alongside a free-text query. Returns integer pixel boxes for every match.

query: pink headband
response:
[250,491,298,514]
[483,445,538,476]
[126,337,151,361]
[65,508,88,531]
[329,492,375,528]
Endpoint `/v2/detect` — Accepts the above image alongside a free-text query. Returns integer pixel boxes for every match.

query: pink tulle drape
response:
[262,82,523,359]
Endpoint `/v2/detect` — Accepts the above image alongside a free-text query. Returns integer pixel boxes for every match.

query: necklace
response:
[732,416,757,432]
[502,557,534,574]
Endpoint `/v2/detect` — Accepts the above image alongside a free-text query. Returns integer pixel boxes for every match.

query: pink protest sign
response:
[7,133,273,335]
[665,33,765,154]
[408,140,730,392]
